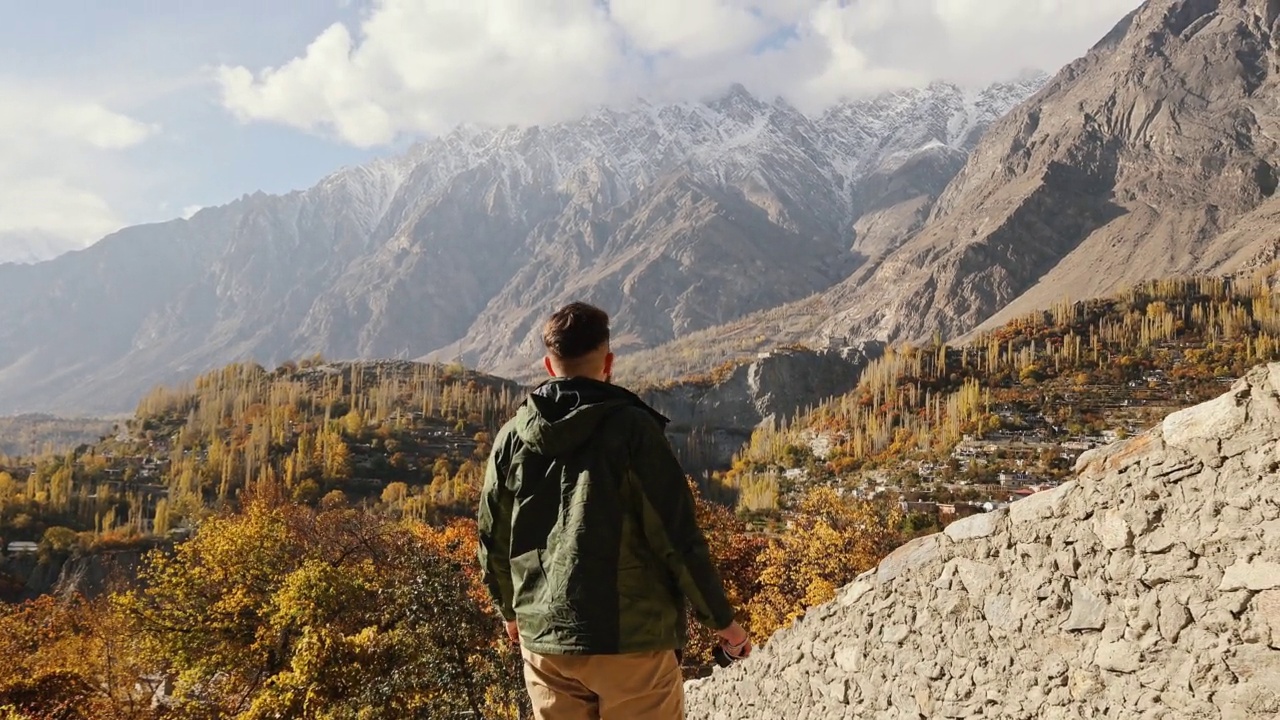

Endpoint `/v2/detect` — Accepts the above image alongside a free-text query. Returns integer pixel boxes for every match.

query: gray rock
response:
[834,648,861,673]
[1137,527,1176,554]
[881,624,910,644]
[983,594,1017,631]
[1055,548,1080,578]
[687,361,1280,719]
[837,581,874,607]
[1094,511,1134,550]
[1224,645,1280,695]
[951,558,999,598]
[1162,390,1249,450]
[1009,481,1077,525]
[945,510,1007,542]
[877,534,947,584]
[1255,590,1280,650]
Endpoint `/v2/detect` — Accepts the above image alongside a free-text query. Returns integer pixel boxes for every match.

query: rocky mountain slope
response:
[0,79,1041,414]
[452,79,1046,379]
[814,0,1280,345]
[687,363,1280,719]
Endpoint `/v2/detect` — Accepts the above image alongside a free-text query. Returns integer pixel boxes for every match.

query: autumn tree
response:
[0,594,161,720]
[682,484,767,678]
[747,487,903,640]
[121,493,522,719]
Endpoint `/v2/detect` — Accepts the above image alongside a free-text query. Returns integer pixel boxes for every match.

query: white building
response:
[6,541,38,555]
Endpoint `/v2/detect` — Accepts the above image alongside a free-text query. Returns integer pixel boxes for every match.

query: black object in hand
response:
[712,645,734,668]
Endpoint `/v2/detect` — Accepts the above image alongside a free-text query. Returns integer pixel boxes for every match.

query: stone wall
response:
[686,364,1280,718]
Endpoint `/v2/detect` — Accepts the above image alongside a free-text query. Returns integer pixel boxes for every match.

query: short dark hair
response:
[543,302,610,361]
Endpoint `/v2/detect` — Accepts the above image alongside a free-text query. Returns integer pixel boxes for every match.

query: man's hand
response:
[716,621,752,660]
[505,619,520,645]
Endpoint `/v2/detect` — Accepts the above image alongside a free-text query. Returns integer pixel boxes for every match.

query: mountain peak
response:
[805,0,1280,348]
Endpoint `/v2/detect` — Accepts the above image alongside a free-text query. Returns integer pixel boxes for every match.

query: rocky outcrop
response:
[0,548,152,602]
[687,363,1280,718]
[642,344,882,470]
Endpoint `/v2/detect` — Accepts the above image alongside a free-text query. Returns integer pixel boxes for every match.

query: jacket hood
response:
[514,377,667,457]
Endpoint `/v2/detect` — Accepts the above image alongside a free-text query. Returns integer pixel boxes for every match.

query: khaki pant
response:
[521,646,685,720]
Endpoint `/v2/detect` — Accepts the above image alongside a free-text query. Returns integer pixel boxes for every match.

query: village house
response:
[937,503,984,520]
[6,541,38,555]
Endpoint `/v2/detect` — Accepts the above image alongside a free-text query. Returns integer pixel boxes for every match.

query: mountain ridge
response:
[0,230,85,266]
[813,0,1280,346]
[0,77,1044,414]
[625,0,1280,376]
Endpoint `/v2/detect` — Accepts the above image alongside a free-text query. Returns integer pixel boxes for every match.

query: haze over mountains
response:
[0,231,83,266]
[0,76,1043,414]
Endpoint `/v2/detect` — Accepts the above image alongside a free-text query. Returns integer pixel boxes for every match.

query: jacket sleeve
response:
[477,430,516,621]
[627,413,736,631]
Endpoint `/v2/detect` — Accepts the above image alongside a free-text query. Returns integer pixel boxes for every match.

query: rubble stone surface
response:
[686,365,1280,718]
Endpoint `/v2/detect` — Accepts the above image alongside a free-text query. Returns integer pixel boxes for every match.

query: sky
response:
[0,0,1144,252]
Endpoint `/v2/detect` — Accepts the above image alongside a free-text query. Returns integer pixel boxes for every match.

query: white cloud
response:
[609,0,772,59]
[220,0,626,145]
[182,205,203,219]
[924,0,1143,81]
[219,0,1142,146]
[0,83,160,245]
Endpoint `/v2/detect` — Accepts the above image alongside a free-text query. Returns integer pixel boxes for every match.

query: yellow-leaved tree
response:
[747,487,903,641]
[120,491,525,719]
[0,594,158,719]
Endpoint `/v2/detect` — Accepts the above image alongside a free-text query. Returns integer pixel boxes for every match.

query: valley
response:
[3,0,1280,716]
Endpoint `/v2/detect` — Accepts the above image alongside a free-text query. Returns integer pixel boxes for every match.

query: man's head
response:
[542,302,613,381]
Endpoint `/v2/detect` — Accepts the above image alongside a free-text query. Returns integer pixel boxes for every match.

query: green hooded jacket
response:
[477,377,736,655]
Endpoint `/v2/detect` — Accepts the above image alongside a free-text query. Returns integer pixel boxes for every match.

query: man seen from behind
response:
[478,302,752,719]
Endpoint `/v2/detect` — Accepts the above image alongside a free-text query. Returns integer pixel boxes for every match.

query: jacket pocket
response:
[511,549,545,608]
[617,563,676,649]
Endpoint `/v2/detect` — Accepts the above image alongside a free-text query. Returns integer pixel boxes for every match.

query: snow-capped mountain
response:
[817,76,1046,177]
[0,77,1043,413]
[0,230,86,265]
[339,74,1047,237]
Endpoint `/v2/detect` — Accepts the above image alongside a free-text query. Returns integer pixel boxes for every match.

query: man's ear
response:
[544,356,558,377]
[603,352,615,379]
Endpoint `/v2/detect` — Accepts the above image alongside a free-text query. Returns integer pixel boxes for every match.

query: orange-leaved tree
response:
[0,593,161,720]
[682,482,768,677]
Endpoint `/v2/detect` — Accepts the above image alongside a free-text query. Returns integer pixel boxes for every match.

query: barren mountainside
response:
[0,79,1041,414]
[817,0,1280,345]
[9,0,1279,419]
